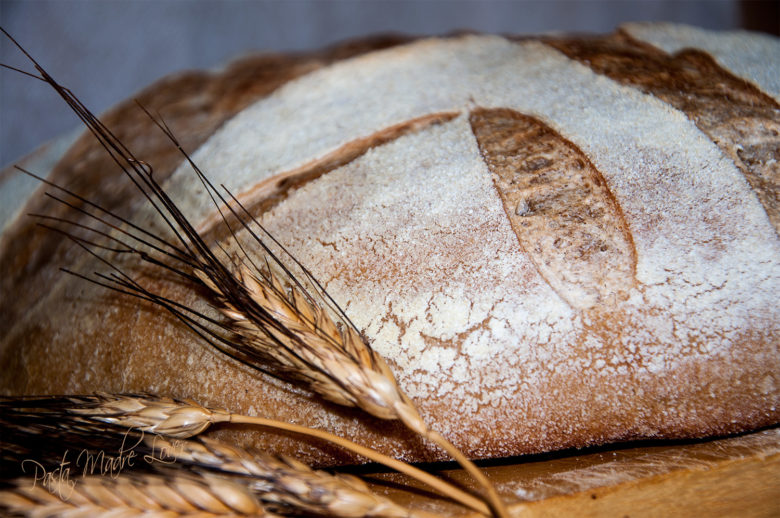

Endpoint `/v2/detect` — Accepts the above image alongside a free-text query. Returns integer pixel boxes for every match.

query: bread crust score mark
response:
[196,111,460,241]
[204,104,639,314]
[621,22,780,102]
[469,108,638,310]
[547,30,780,234]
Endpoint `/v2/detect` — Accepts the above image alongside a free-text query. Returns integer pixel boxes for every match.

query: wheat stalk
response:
[0,471,271,517]
[2,398,428,517]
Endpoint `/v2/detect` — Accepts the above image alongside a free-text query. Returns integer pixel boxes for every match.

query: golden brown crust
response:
[547,30,780,233]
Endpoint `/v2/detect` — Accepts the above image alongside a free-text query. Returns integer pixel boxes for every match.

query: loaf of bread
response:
[1,24,778,466]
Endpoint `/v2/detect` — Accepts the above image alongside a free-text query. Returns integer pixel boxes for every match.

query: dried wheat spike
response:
[149,435,410,518]
[0,471,271,517]
[200,265,428,436]
[65,393,231,438]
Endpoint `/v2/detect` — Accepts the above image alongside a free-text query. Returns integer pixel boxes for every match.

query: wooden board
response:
[361,427,780,516]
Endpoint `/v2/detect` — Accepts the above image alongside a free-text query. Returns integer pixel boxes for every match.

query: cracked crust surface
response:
[1,26,778,465]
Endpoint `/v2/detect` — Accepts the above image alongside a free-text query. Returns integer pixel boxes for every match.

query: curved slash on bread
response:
[470,108,638,310]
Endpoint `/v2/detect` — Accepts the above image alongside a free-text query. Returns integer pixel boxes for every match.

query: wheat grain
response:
[2,400,425,517]
[0,471,270,517]
[200,265,423,426]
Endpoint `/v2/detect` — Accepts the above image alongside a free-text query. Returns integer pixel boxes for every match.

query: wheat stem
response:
[424,430,506,518]
[390,401,507,518]
[227,414,490,516]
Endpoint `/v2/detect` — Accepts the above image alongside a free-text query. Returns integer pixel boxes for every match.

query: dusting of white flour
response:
[154,35,779,436]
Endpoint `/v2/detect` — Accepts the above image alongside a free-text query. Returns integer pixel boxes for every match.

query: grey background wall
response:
[0,0,775,167]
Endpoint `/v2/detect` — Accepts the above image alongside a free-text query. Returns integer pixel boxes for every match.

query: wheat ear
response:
[64,393,232,438]
[150,435,416,518]
[0,471,270,517]
[207,265,507,518]
[9,394,487,515]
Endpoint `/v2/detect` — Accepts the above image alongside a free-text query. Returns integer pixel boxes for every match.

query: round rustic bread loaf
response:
[1,24,778,466]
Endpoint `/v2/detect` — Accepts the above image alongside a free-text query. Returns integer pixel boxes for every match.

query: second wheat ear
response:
[3,28,508,518]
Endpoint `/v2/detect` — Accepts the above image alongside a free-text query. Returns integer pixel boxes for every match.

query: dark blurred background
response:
[1,0,778,167]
